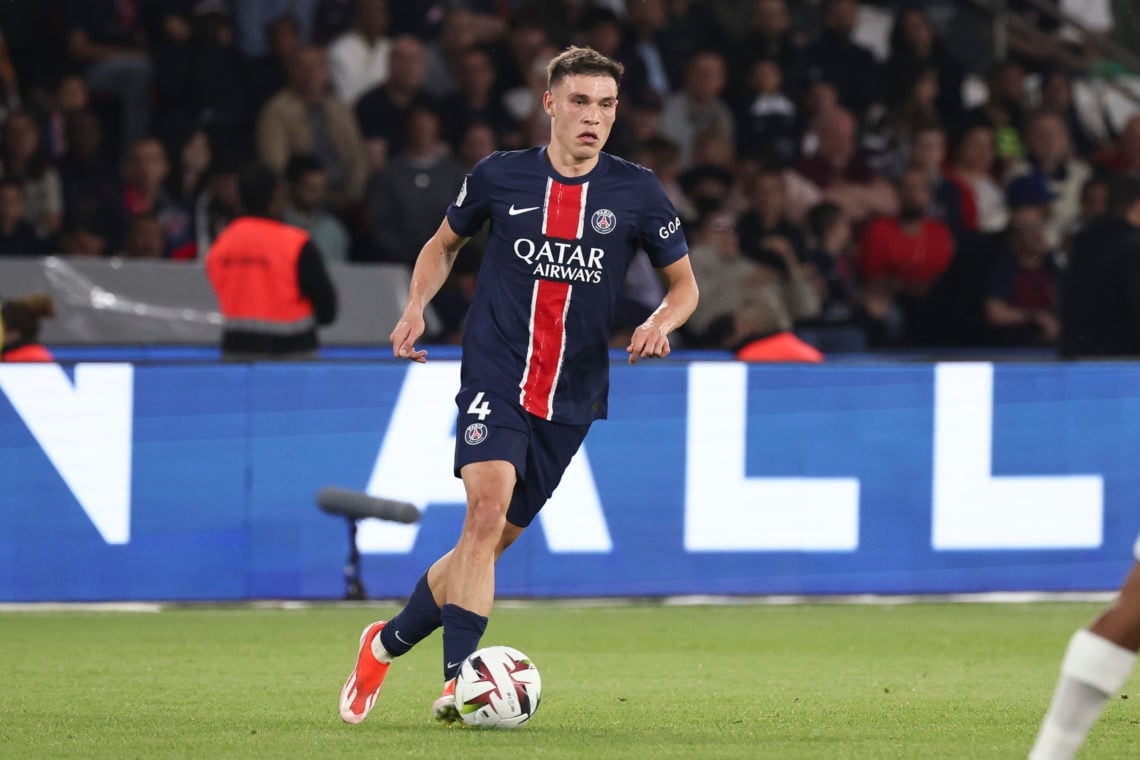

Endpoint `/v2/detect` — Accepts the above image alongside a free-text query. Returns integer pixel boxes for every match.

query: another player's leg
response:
[1030,560,1140,759]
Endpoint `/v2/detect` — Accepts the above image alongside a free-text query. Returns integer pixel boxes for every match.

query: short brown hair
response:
[546,46,624,91]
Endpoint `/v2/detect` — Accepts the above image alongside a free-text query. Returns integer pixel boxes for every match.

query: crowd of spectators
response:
[0,0,1138,352]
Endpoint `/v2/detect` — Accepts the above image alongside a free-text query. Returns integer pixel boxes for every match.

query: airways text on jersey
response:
[513,177,605,285]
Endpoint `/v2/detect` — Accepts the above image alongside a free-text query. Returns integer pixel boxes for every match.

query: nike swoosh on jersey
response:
[509,204,540,215]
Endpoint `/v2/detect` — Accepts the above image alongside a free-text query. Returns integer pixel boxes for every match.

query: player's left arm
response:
[627,255,699,365]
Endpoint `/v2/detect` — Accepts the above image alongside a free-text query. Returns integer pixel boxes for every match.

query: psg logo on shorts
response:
[591,208,616,235]
[464,423,488,445]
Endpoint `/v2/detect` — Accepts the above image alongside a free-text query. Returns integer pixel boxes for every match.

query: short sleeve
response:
[636,172,688,269]
[446,155,494,238]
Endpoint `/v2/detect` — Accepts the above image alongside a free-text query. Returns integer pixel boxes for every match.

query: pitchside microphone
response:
[316,487,420,600]
[316,487,420,524]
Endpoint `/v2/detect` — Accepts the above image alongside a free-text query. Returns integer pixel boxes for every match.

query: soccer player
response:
[1030,548,1140,759]
[338,46,698,724]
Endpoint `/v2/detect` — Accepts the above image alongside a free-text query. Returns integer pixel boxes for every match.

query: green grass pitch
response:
[1,602,1137,759]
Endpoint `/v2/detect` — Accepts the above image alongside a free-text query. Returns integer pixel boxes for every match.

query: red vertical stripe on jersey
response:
[541,179,588,240]
[520,280,572,420]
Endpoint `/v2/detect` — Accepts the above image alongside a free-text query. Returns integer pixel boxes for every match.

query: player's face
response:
[544,74,618,165]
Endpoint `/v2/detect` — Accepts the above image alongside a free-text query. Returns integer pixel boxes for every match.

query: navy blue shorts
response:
[454,387,591,528]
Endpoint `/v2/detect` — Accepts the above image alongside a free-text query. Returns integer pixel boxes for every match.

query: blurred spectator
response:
[312,0,357,46]
[908,121,966,236]
[42,74,90,161]
[419,8,490,102]
[624,0,674,97]
[792,107,897,225]
[734,59,798,167]
[799,200,867,352]
[355,35,435,173]
[193,150,243,255]
[657,0,724,89]
[1040,71,1100,159]
[580,7,648,101]
[440,47,519,150]
[256,46,368,211]
[634,136,691,220]
[65,0,154,146]
[884,6,963,126]
[284,153,350,264]
[169,128,212,212]
[863,63,941,180]
[156,2,249,159]
[1072,174,1109,238]
[737,168,804,265]
[59,220,109,258]
[608,88,665,160]
[0,180,43,256]
[1094,115,1140,175]
[57,109,125,252]
[679,164,735,220]
[0,30,21,120]
[686,208,759,347]
[119,212,166,259]
[944,123,1007,233]
[802,0,883,119]
[1060,174,1140,357]
[502,42,558,142]
[457,122,497,170]
[858,166,955,344]
[365,105,465,266]
[488,10,550,100]
[205,162,337,359]
[245,14,304,111]
[121,137,192,256]
[236,0,317,59]
[660,51,735,169]
[1006,109,1092,236]
[966,61,1027,164]
[984,201,1061,346]
[730,0,806,102]
[729,267,824,363]
[1,293,55,362]
[328,0,392,106]
[0,110,63,241]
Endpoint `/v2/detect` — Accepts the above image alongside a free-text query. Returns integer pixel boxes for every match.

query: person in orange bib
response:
[206,163,338,359]
[1,293,56,362]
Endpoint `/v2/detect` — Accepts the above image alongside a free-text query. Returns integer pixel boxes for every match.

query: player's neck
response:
[544,145,599,178]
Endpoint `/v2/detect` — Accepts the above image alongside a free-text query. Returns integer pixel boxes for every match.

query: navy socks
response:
[441,603,489,681]
[378,572,442,657]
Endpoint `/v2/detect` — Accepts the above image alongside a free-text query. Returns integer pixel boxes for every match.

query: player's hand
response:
[389,312,428,362]
[627,323,671,365]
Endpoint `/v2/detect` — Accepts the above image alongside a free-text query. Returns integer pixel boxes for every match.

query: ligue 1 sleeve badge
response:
[465,423,489,445]
[590,208,616,235]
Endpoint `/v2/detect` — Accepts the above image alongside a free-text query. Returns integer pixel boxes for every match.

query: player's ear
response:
[542,90,555,118]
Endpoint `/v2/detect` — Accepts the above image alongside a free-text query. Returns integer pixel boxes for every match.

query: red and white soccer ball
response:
[454,645,542,729]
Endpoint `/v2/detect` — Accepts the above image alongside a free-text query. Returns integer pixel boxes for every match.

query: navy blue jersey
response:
[446,148,688,424]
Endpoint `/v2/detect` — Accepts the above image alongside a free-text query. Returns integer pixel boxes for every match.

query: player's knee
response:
[462,493,508,543]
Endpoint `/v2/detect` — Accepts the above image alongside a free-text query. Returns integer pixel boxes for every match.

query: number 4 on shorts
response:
[467,392,492,421]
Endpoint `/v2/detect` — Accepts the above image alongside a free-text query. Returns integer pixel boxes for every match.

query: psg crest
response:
[590,208,616,235]
[465,423,489,445]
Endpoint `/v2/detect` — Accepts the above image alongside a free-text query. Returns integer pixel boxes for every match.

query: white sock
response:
[371,632,393,663]
[1029,630,1136,760]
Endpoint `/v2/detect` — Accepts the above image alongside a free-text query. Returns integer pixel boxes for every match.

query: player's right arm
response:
[389,217,470,362]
